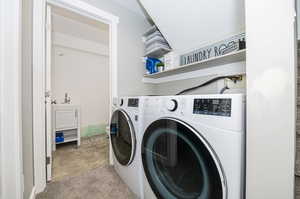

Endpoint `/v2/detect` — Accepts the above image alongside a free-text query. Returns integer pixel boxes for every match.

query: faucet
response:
[64,93,71,104]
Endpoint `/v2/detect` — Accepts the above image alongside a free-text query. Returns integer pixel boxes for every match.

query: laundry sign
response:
[180,33,246,66]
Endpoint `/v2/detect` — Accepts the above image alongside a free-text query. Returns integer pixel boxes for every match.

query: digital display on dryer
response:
[128,98,139,107]
[193,98,231,117]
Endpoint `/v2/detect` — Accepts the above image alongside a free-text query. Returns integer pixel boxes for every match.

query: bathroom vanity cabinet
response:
[52,104,81,151]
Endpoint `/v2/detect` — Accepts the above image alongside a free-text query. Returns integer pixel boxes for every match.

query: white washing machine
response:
[110,96,145,198]
[141,94,245,199]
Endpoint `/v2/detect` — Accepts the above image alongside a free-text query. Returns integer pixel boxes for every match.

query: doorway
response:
[46,5,112,181]
[33,0,119,192]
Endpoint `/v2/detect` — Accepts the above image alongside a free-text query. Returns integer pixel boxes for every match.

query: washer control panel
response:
[128,98,139,107]
[193,98,231,117]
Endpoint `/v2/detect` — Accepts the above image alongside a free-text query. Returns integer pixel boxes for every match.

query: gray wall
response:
[81,0,156,96]
[22,0,35,198]
[296,0,300,40]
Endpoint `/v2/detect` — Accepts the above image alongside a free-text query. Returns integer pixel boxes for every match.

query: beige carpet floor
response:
[36,165,136,199]
[37,135,136,199]
[52,135,109,181]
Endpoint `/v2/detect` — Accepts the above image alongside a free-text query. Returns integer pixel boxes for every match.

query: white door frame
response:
[45,5,53,182]
[33,0,119,193]
[0,0,23,199]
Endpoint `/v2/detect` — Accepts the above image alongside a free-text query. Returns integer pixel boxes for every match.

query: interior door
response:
[45,5,52,182]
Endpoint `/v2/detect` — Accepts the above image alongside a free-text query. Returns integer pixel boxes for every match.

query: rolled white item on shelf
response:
[145,36,167,48]
[144,31,163,43]
[145,43,171,54]
[164,52,180,70]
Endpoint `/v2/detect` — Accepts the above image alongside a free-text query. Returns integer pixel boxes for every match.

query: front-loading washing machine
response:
[110,96,145,198]
[141,94,245,199]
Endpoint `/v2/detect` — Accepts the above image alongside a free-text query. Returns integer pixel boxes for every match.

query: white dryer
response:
[141,94,245,199]
[110,97,145,198]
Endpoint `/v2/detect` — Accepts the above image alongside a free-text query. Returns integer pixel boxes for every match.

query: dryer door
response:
[110,109,136,166]
[142,118,226,199]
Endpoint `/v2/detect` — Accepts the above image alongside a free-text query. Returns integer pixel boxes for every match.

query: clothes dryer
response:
[141,94,245,199]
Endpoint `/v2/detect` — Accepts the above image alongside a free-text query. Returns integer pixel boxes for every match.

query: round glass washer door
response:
[110,109,136,166]
[142,118,226,199]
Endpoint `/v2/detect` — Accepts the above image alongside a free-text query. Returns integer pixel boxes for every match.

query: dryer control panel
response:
[128,98,139,107]
[193,98,231,117]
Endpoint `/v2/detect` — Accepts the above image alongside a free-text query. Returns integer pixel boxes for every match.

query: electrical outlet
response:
[224,75,246,89]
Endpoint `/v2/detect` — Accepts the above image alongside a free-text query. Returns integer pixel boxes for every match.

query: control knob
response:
[167,99,178,112]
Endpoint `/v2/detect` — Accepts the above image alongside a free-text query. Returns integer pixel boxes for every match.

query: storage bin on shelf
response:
[143,25,171,59]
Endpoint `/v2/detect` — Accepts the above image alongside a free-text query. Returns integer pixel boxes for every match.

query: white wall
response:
[80,0,156,96]
[245,0,296,198]
[53,32,109,56]
[52,46,110,136]
[0,0,23,198]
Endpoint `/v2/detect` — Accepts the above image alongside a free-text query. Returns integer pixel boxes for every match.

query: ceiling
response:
[111,0,148,19]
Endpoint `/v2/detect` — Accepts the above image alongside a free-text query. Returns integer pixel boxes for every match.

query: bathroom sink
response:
[52,104,79,107]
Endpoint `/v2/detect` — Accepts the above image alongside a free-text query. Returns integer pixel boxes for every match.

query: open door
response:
[45,5,52,182]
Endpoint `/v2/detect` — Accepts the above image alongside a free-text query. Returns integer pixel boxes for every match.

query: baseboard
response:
[29,186,36,199]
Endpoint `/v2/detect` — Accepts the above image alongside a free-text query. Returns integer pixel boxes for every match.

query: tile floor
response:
[36,135,136,199]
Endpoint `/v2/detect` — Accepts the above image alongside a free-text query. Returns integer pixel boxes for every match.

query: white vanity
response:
[52,104,81,151]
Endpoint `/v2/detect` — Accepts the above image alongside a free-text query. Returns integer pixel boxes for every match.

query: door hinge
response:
[45,91,51,98]
[21,173,24,194]
[46,156,51,165]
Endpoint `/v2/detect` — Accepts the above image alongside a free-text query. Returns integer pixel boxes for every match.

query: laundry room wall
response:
[80,0,156,96]
[152,68,246,96]
[153,75,220,96]
[51,12,110,137]
[139,0,246,95]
